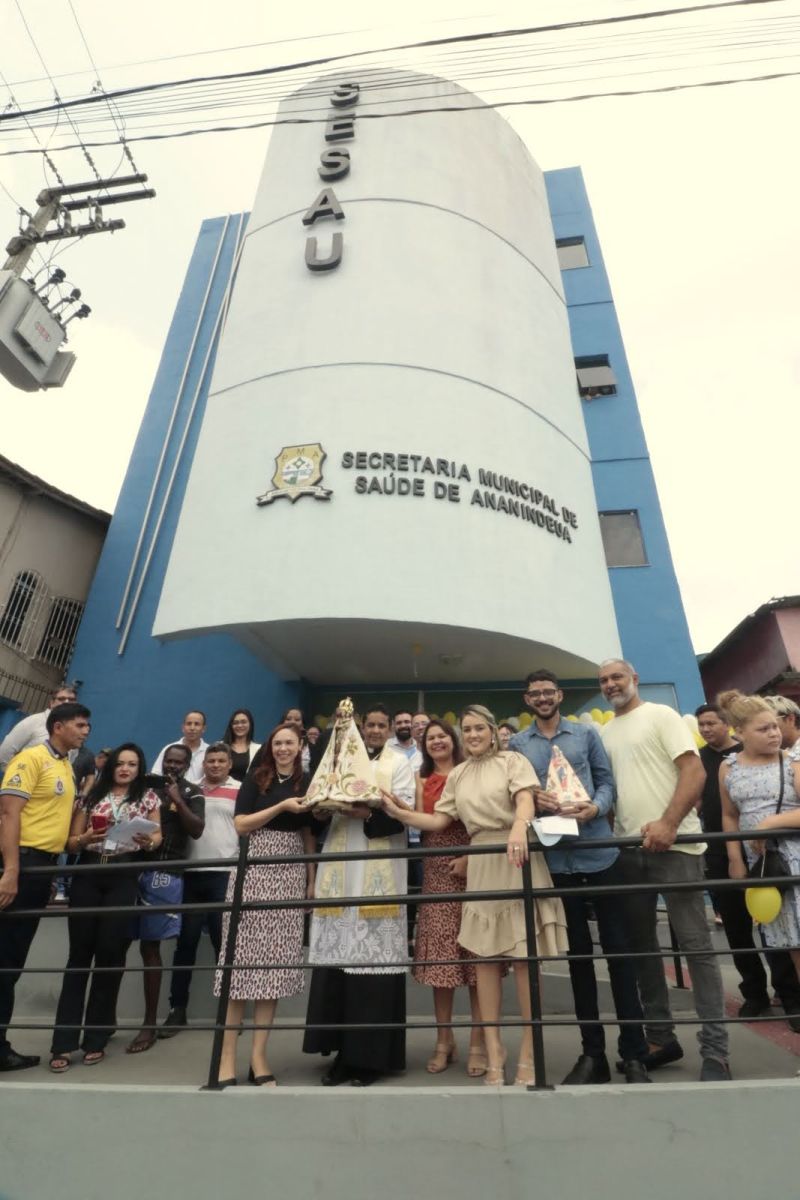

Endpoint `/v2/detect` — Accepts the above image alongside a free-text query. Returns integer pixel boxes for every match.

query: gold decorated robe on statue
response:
[309,743,415,975]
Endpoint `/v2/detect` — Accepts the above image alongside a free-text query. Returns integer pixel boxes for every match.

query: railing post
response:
[520,826,552,1090]
[668,920,687,989]
[203,835,249,1090]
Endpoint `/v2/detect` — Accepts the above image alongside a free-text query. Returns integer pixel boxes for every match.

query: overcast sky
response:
[0,0,798,654]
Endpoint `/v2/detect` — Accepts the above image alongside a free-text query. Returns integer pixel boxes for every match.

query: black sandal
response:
[248,1067,277,1086]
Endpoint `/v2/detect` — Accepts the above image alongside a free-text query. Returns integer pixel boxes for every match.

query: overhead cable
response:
[1,0,786,124]
[0,64,796,159]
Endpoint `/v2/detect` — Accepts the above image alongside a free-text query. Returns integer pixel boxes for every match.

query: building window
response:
[37,597,84,671]
[599,511,648,567]
[576,355,617,398]
[0,569,43,648]
[556,236,589,269]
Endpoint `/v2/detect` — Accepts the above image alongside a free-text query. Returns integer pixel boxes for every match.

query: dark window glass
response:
[575,355,617,398]
[0,570,41,647]
[599,511,648,567]
[556,236,589,269]
[37,598,84,670]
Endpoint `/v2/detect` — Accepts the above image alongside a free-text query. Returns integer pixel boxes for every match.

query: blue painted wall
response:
[63,167,701,760]
[68,215,300,761]
[545,167,702,711]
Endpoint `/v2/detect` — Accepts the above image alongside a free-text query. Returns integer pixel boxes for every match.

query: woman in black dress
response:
[214,724,317,1086]
[221,708,261,783]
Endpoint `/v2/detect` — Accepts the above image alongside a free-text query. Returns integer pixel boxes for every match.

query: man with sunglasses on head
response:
[510,669,650,1085]
[0,684,78,774]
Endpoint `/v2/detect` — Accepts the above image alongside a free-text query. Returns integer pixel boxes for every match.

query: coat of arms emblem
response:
[256,444,332,505]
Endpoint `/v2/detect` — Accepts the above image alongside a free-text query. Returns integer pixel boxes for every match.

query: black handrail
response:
[2,824,799,1090]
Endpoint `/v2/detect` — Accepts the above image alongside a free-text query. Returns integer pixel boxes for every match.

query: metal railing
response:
[2,826,800,1091]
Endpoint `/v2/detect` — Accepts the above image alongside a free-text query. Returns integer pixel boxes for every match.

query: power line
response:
[66,0,144,183]
[12,0,108,192]
[0,63,796,160]
[0,67,64,186]
[2,0,786,124]
[42,39,800,143]
[4,3,793,130]
[1,23,388,89]
[5,11,796,144]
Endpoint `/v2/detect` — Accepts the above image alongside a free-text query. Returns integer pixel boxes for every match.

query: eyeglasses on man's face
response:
[525,688,559,700]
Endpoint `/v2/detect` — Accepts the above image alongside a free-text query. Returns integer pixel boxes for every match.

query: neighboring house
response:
[0,454,109,731]
[699,595,800,704]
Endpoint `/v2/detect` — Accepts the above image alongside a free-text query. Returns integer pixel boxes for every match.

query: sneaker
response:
[158,1007,187,1039]
[699,1057,732,1082]
[738,997,771,1020]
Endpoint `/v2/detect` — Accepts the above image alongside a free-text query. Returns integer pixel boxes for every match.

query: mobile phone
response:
[90,812,108,833]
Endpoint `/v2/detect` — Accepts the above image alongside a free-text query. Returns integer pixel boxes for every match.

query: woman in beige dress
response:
[383,704,567,1086]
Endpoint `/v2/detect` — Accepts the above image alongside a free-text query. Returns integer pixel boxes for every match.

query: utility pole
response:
[0,173,155,391]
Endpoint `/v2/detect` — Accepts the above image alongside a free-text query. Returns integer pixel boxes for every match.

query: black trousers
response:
[303,966,406,1073]
[51,868,138,1054]
[168,870,229,1011]
[706,853,800,1006]
[552,861,648,1061]
[0,851,54,1055]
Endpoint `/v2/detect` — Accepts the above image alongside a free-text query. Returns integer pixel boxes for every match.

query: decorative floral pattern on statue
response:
[304,697,383,811]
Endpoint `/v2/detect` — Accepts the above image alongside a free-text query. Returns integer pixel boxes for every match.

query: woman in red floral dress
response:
[413,720,487,1076]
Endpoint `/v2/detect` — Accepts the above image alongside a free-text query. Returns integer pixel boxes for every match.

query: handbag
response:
[747,755,791,894]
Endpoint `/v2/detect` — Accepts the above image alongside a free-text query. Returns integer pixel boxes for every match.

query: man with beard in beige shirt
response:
[599,659,731,1082]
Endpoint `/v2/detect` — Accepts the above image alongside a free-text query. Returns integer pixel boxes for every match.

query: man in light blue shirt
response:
[510,669,649,1085]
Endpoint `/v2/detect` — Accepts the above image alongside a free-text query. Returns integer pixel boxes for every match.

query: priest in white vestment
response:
[303,705,415,1085]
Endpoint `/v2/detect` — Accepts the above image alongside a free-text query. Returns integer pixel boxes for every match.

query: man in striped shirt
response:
[159,742,240,1037]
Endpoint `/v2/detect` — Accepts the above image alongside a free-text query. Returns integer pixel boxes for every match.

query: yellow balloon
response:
[745,886,783,925]
[443,711,457,727]
[565,714,578,722]
[518,712,532,729]
[602,710,615,724]
[590,708,603,724]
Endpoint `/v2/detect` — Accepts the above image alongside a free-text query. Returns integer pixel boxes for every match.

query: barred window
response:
[0,569,44,648]
[37,597,84,670]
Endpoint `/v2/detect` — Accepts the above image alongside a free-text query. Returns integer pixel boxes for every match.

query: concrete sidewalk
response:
[6,909,800,1090]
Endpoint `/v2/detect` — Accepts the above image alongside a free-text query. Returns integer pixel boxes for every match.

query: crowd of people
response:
[1,662,800,1089]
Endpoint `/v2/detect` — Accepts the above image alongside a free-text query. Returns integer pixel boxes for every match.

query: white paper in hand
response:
[532,816,580,846]
[103,817,159,852]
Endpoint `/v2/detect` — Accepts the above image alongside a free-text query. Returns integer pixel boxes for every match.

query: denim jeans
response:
[616,849,729,1062]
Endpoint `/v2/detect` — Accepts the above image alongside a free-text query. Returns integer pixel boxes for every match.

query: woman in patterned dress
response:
[719,690,800,974]
[214,724,317,1087]
[413,719,487,1077]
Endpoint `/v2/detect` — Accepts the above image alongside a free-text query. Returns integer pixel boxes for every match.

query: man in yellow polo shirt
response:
[0,700,90,1071]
